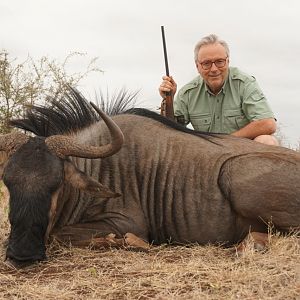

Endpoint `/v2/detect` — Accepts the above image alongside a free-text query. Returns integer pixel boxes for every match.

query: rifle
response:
[160,26,175,120]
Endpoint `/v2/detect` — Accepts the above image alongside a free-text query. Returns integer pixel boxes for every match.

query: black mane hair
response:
[9,88,136,137]
[124,108,219,140]
[10,88,219,141]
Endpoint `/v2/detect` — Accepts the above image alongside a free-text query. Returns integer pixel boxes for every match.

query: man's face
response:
[196,43,229,94]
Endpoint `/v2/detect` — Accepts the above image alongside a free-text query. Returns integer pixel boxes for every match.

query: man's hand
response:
[159,76,177,98]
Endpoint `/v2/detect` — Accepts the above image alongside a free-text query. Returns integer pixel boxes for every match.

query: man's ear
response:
[64,160,121,198]
[195,61,201,74]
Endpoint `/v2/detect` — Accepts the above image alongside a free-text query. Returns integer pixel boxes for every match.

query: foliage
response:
[0,50,102,133]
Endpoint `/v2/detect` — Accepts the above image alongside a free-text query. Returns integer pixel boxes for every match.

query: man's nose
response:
[210,62,219,71]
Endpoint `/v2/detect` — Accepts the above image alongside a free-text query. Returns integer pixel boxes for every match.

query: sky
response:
[1,0,300,146]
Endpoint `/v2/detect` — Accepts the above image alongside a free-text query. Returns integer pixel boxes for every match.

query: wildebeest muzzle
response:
[5,228,47,268]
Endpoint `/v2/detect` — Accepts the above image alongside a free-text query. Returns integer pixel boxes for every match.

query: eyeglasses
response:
[198,57,228,70]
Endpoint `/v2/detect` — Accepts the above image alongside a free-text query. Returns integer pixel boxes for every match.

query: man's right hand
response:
[159,76,177,98]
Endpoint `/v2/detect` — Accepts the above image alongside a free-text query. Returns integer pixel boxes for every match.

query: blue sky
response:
[1,0,300,146]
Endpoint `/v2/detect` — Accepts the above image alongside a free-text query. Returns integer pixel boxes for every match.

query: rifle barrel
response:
[161,26,170,77]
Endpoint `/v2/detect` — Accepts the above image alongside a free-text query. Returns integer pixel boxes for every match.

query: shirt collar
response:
[205,75,228,96]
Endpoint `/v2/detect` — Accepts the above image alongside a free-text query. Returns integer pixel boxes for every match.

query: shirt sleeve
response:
[242,78,275,121]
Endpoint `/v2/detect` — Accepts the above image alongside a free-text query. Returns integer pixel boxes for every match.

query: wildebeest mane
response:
[9,88,137,137]
[124,108,219,141]
[10,87,219,141]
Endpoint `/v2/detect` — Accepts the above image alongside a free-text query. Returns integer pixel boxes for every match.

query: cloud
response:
[1,0,300,145]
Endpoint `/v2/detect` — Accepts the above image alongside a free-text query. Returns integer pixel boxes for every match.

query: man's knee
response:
[254,135,279,146]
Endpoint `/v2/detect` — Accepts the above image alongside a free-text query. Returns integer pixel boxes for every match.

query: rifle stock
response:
[161,92,174,120]
[160,26,175,120]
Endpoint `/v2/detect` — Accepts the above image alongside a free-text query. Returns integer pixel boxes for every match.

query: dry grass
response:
[0,184,299,300]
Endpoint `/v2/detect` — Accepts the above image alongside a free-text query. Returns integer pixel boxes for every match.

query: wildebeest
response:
[0,89,299,267]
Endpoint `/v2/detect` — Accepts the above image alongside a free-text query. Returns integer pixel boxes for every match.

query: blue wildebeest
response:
[0,89,299,268]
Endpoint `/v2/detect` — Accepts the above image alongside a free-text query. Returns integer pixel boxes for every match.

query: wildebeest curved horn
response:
[45,104,124,159]
[0,132,29,156]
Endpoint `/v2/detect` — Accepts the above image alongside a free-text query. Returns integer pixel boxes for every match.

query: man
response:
[159,34,278,145]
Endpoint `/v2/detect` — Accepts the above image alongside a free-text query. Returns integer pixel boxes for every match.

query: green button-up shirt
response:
[174,67,275,134]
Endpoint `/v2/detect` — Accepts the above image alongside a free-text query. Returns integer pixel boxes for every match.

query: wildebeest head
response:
[0,104,124,268]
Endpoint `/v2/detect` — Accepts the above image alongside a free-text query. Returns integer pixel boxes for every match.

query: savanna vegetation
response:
[0,50,101,133]
[0,52,299,299]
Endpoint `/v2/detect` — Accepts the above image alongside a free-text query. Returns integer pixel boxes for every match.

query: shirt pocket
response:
[223,109,249,132]
[190,114,212,132]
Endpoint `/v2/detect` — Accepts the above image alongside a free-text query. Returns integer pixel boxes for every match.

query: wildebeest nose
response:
[4,257,43,269]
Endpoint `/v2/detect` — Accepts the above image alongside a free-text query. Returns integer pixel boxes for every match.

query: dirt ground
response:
[0,184,299,300]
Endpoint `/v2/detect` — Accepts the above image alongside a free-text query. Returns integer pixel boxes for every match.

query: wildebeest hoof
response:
[235,232,269,256]
[105,233,117,242]
[4,257,41,270]
[124,233,150,252]
[253,242,267,252]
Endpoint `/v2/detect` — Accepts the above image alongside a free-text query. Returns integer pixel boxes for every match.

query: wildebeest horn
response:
[45,103,124,159]
[0,132,29,156]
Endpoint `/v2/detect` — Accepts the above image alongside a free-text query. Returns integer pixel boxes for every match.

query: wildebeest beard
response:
[3,137,64,266]
[6,190,52,264]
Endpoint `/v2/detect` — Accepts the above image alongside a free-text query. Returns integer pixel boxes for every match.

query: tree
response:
[0,50,102,133]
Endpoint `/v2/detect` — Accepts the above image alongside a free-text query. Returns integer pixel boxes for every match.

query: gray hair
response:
[194,34,230,62]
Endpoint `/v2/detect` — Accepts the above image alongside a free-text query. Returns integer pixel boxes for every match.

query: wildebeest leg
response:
[236,232,269,255]
[56,233,124,248]
[51,222,150,252]
[219,155,300,233]
[55,233,149,251]
[123,232,150,251]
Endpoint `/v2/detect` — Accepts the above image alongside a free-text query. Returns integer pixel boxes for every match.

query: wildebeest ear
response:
[64,161,121,198]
